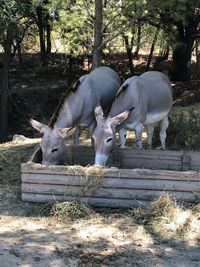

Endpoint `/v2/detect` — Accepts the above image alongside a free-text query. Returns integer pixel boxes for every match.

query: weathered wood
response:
[117,148,183,159]
[21,163,200,181]
[188,152,200,171]
[22,184,200,202]
[182,152,191,171]
[21,193,150,208]
[28,145,200,171]
[22,173,200,191]
[119,158,182,170]
[21,146,200,207]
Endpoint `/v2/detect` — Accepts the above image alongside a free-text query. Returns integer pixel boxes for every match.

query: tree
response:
[0,1,34,141]
[49,0,149,70]
[35,0,52,63]
[145,0,200,81]
[92,0,103,69]
[170,14,199,81]
[146,26,159,70]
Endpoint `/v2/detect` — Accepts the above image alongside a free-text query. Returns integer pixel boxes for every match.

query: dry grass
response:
[0,140,39,185]
[50,200,95,221]
[130,195,200,244]
[63,164,104,194]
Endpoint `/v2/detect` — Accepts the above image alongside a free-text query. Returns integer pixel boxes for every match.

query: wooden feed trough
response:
[21,146,200,208]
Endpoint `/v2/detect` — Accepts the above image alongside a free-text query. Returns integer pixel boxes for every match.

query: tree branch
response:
[82,0,94,20]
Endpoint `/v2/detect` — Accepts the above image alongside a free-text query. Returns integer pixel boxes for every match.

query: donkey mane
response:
[49,80,80,128]
[105,83,129,117]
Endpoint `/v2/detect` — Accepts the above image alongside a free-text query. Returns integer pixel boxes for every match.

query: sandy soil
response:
[1,138,200,267]
[1,186,200,267]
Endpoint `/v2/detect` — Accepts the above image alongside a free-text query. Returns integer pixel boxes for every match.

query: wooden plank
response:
[106,169,200,180]
[119,157,182,165]
[120,158,182,170]
[188,152,200,171]
[22,173,200,192]
[182,153,191,171]
[28,145,200,171]
[21,164,200,181]
[190,165,200,171]
[117,149,183,160]
[21,184,200,202]
[21,193,150,208]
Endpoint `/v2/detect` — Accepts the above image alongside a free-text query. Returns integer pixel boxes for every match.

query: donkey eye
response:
[106,138,113,143]
[52,148,58,153]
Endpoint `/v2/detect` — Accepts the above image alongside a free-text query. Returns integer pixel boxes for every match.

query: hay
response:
[50,200,95,221]
[130,195,200,243]
[0,142,38,185]
[63,165,104,195]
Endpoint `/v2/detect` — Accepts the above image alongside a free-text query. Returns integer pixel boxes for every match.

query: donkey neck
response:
[53,92,84,128]
[109,93,131,118]
[109,78,141,118]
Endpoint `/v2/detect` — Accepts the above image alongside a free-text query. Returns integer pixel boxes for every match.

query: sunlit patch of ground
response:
[0,137,41,149]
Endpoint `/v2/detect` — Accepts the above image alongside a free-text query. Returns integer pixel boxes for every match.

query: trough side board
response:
[29,146,200,171]
[21,162,200,208]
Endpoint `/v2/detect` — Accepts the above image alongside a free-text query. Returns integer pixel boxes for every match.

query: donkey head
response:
[92,106,130,166]
[30,119,74,165]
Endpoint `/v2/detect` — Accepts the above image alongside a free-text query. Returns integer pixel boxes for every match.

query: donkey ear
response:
[109,110,130,126]
[30,119,49,133]
[57,127,76,139]
[94,105,104,122]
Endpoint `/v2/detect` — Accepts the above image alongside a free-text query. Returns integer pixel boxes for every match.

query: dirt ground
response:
[1,138,200,267]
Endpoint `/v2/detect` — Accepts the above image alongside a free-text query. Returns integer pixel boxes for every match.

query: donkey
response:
[30,66,121,165]
[93,71,173,166]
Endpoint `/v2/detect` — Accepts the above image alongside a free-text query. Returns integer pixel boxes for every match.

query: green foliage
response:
[168,105,200,150]
[0,1,35,47]
[47,0,152,56]
[47,0,93,55]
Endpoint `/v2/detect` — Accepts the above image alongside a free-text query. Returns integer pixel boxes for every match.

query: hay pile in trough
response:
[130,195,200,243]
[63,164,104,194]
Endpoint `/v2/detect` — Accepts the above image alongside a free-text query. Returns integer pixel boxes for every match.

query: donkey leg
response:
[159,116,169,150]
[72,127,80,146]
[118,128,127,148]
[134,123,144,149]
[145,124,154,149]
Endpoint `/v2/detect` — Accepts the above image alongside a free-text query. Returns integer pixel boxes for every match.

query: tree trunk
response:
[17,41,23,68]
[146,27,159,70]
[92,0,103,69]
[36,6,46,62]
[0,23,14,141]
[171,19,196,81]
[46,13,51,54]
[134,24,141,57]
[123,34,134,75]
[193,41,200,79]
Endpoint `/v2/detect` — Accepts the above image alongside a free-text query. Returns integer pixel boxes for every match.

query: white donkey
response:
[93,71,173,166]
[30,66,121,165]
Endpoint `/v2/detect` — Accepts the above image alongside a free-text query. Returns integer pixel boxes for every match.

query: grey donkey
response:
[30,66,121,165]
[92,71,173,166]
